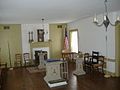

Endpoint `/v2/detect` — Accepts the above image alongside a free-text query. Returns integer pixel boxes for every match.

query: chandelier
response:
[93,0,120,30]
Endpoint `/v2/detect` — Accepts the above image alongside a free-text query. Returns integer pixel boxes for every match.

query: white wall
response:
[21,24,49,54]
[67,11,120,73]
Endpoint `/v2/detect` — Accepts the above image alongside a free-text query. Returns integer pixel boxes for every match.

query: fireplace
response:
[32,47,49,65]
[34,50,47,65]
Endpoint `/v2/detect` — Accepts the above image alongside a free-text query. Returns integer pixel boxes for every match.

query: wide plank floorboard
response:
[3,62,120,90]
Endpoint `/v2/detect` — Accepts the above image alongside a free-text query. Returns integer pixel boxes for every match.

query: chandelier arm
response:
[95,22,104,27]
[93,0,119,28]
[109,22,115,26]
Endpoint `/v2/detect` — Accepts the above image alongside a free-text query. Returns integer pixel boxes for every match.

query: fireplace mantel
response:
[30,41,51,48]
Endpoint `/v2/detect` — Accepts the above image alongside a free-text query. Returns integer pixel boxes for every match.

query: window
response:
[69,30,78,53]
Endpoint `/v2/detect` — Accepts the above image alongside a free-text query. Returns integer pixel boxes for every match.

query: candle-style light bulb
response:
[93,14,98,23]
[104,15,107,21]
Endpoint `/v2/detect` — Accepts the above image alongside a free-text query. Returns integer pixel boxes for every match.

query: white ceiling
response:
[0,0,120,24]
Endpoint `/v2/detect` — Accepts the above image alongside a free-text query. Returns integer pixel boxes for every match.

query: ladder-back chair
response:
[23,53,32,67]
[14,53,22,67]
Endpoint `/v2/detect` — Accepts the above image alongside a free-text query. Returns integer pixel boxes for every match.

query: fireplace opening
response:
[34,50,48,66]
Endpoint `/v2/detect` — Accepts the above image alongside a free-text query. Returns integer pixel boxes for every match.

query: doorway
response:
[69,29,78,53]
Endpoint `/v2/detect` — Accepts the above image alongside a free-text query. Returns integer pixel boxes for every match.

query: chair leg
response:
[24,62,26,68]
[20,61,22,67]
[90,66,92,72]
[102,66,104,74]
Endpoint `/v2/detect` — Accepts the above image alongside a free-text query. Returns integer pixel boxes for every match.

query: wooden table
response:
[62,52,78,62]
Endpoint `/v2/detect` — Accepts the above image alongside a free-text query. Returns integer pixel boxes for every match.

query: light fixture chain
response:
[104,0,108,16]
[105,28,108,58]
[42,18,44,30]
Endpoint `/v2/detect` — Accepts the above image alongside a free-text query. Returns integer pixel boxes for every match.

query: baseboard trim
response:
[104,70,117,77]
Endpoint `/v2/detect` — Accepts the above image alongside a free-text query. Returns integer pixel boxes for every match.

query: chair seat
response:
[84,61,92,65]
[14,61,22,64]
[25,60,30,63]
[93,63,103,67]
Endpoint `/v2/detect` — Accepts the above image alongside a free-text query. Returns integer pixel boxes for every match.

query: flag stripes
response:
[64,28,69,50]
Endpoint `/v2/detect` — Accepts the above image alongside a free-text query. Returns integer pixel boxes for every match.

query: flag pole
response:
[63,25,69,52]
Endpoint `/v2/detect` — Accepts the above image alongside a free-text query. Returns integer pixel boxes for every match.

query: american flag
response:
[64,27,69,50]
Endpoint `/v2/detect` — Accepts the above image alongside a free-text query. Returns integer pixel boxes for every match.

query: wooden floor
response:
[3,62,120,90]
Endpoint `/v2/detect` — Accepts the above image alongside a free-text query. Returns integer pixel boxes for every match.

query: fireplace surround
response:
[34,50,47,65]
[30,41,51,65]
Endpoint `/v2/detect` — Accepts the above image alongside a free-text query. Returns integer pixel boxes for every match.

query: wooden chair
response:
[83,53,92,71]
[91,51,99,64]
[14,54,22,67]
[92,56,104,73]
[23,53,32,67]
